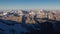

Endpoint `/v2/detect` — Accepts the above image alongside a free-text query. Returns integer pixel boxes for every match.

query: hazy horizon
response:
[0,0,60,10]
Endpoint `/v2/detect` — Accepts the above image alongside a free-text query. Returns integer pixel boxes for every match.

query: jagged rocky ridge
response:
[0,9,60,23]
[0,9,60,34]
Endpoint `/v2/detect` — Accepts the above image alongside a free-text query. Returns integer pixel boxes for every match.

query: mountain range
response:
[0,9,60,23]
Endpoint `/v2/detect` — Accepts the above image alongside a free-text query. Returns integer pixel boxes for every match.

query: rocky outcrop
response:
[0,9,60,24]
[0,9,60,34]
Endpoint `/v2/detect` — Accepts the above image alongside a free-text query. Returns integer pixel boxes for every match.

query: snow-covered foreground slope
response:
[0,19,40,34]
[0,19,60,34]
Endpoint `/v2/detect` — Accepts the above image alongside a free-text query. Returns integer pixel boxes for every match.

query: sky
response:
[0,0,60,10]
